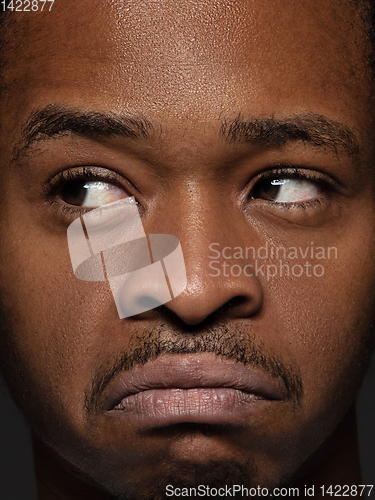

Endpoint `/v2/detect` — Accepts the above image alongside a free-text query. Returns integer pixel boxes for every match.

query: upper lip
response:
[101,353,287,411]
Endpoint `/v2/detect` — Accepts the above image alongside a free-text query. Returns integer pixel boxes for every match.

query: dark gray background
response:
[1,358,374,500]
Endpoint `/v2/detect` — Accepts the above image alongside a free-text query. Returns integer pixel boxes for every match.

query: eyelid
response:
[253,166,336,186]
[248,165,337,199]
[43,165,140,221]
[44,166,127,195]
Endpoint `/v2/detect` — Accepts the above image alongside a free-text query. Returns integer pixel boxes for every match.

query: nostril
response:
[137,295,166,311]
[159,271,264,326]
[226,296,249,308]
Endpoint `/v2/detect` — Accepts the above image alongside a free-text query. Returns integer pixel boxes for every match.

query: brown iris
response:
[251,179,289,201]
[60,181,88,206]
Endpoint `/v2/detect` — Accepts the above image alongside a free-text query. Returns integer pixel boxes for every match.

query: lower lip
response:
[111,387,271,426]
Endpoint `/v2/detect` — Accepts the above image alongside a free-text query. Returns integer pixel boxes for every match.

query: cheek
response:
[0,210,117,435]
[267,245,375,417]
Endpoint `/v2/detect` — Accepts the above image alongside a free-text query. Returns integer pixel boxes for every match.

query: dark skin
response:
[0,0,375,498]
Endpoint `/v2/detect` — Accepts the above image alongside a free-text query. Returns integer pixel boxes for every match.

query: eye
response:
[60,180,128,207]
[251,177,323,203]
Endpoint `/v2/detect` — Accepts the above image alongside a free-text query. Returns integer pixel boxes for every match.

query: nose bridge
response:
[179,193,223,276]
[159,180,234,272]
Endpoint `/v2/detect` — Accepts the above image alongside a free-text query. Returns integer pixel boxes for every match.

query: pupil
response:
[61,182,88,206]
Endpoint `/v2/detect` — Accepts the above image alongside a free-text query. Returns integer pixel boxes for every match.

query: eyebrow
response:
[15,104,360,161]
[220,113,360,158]
[14,103,153,158]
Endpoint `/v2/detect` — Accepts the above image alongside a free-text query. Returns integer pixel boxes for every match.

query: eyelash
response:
[248,166,336,208]
[45,166,124,191]
[44,164,336,222]
[43,166,133,219]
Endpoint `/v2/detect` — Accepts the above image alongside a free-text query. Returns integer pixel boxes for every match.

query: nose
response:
[161,217,264,326]
[165,268,263,325]
[132,178,267,325]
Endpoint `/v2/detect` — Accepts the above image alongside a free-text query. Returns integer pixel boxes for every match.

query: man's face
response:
[1,0,375,497]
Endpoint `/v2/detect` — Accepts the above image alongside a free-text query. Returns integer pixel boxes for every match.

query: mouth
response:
[101,354,286,427]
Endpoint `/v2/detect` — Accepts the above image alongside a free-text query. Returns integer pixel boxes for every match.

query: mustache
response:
[85,324,303,413]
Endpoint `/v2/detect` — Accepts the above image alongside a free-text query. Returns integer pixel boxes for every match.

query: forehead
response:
[0,0,371,138]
